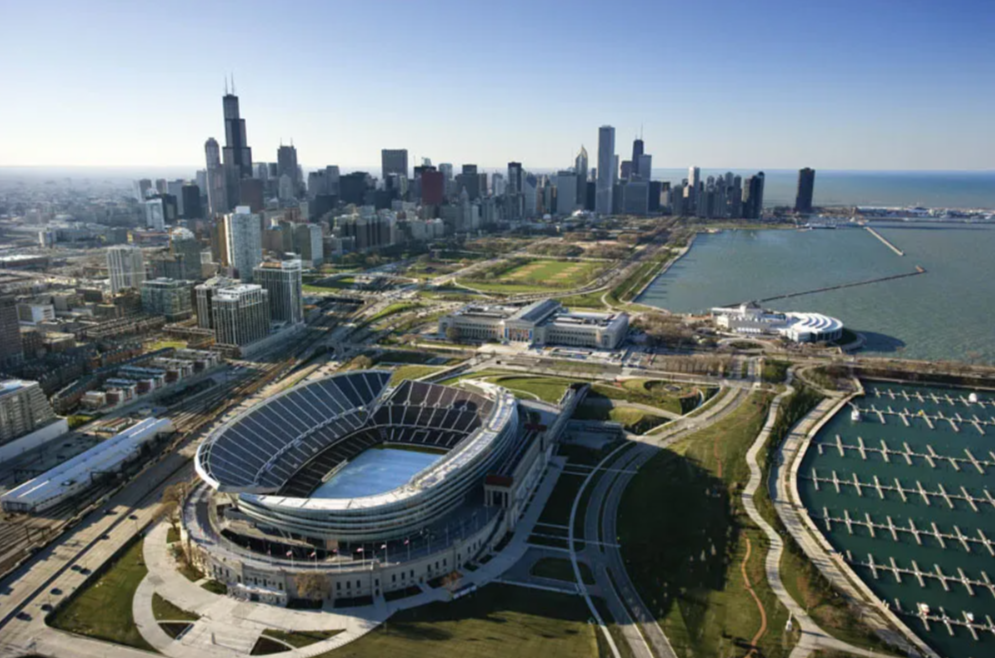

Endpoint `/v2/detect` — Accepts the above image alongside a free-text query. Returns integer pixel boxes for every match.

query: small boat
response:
[968,392,979,403]
[850,408,861,422]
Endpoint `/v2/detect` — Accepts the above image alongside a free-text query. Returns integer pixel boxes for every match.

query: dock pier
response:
[865,225,905,255]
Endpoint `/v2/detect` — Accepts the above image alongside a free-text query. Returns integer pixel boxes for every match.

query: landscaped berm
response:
[334,585,599,658]
[459,258,608,294]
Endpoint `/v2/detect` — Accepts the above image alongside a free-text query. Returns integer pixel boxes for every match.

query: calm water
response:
[638,223,995,363]
[310,448,440,499]
[649,169,995,209]
[798,381,995,658]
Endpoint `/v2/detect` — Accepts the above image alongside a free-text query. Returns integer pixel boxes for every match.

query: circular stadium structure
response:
[195,370,519,542]
[184,370,562,605]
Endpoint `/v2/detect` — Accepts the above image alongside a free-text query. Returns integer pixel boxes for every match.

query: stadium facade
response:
[185,370,569,606]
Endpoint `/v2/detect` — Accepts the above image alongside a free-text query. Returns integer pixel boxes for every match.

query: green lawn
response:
[261,628,342,648]
[325,584,598,658]
[50,539,154,651]
[460,259,608,294]
[617,392,799,658]
[152,592,199,622]
[556,290,609,309]
[147,339,187,352]
[590,378,701,415]
[572,403,669,434]
[530,557,596,585]
[201,580,228,595]
[389,365,444,385]
[369,302,421,324]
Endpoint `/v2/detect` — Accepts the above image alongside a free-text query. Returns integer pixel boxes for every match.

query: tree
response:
[160,483,186,536]
[295,572,330,602]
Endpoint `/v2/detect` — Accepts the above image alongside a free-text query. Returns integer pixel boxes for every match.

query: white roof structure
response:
[1,418,173,513]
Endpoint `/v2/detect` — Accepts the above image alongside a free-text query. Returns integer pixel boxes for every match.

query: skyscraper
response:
[277,144,299,193]
[638,154,652,182]
[211,284,270,348]
[381,149,409,180]
[555,171,579,215]
[144,198,166,231]
[686,166,701,215]
[507,162,523,195]
[0,296,23,366]
[204,138,228,217]
[253,258,303,325]
[221,85,253,212]
[225,206,263,282]
[574,146,588,205]
[742,172,766,220]
[795,167,816,213]
[596,126,615,215]
[107,245,146,294]
[182,184,202,219]
[631,138,644,178]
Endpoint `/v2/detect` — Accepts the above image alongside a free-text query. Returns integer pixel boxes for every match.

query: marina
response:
[799,381,995,658]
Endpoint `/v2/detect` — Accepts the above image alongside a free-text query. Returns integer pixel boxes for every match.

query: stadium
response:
[185,370,562,606]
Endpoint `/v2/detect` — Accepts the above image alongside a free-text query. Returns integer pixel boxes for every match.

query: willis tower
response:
[222,77,253,211]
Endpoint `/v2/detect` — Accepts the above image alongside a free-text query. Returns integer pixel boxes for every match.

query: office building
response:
[277,144,299,193]
[686,166,701,215]
[555,172,578,215]
[336,210,396,251]
[421,170,445,205]
[182,184,202,219]
[742,172,765,220]
[293,223,324,266]
[622,181,649,215]
[195,276,234,329]
[205,138,228,216]
[381,149,408,180]
[212,284,270,348]
[140,278,194,321]
[507,162,523,195]
[0,296,22,365]
[169,229,203,281]
[631,138,644,178]
[596,126,615,215]
[239,178,264,213]
[134,178,152,201]
[222,86,253,211]
[439,299,628,350]
[167,180,186,216]
[225,206,263,282]
[637,154,652,182]
[144,197,166,231]
[253,258,303,325]
[107,245,146,294]
[795,168,816,213]
[522,174,538,218]
[0,379,59,447]
[339,172,372,205]
[574,146,588,205]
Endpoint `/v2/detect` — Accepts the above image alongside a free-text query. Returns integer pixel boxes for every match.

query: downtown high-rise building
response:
[0,379,58,445]
[211,284,270,348]
[107,245,146,294]
[253,258,303,325]
[144,197,166,231]
[204,138,228,217]
[596,126,615,215]
[795,167,816,213]
[638,154,652,182]
[742,172,766,220]
[225,206,263,282]
[277,144,299,193]
[0,296,22,366]
[631,138,644,178]
[381,149,409,180]
[574,146,588,205]
[222,87,253,212]
[686,166,701,215]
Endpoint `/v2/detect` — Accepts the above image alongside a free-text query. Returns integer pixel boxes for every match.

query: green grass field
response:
[590,379,701,415]
[325,584,598,658]
[572,403,669,434]
[617,391,799,658]
[260,628,342,649]
[152,592,199,622]
[460,259,607,294]
[389,365,444,385]
[50,539,154,651]
[556,290,609,309]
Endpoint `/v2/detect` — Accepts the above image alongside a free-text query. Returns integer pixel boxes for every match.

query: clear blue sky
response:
[2,0,993,171]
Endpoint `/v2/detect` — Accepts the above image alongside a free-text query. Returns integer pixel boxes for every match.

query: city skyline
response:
[2,0,994,171]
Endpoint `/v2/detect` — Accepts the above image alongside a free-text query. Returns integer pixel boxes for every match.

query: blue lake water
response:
[310,448,441,499]
[637,223,995,363]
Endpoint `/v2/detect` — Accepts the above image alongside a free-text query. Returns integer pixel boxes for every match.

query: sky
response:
[1,0,993,172]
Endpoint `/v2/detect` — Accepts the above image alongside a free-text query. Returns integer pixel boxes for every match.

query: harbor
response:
[798,381,995,658]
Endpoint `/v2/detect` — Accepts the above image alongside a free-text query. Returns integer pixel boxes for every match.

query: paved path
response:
[741,373,915,658]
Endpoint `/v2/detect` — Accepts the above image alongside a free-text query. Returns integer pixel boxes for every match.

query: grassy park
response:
[50,539,153,650]
[389,364,444,384]
[459,258,608,294]
[617,391,800,658]
[328,584,598,658]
